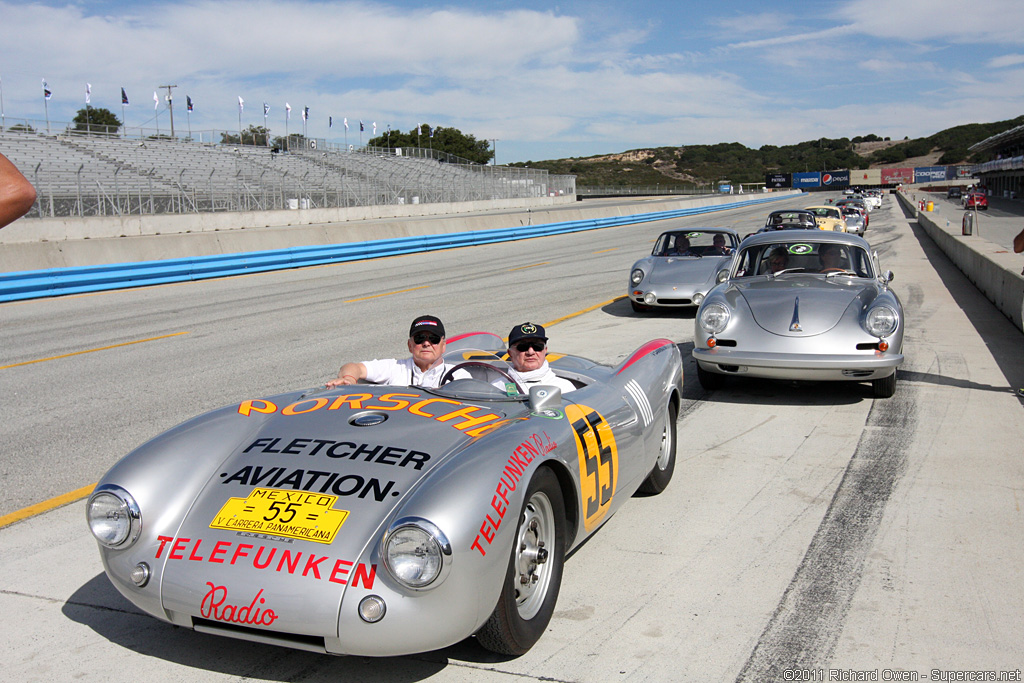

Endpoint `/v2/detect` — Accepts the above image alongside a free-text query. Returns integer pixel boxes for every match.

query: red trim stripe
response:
[616,338,675,374]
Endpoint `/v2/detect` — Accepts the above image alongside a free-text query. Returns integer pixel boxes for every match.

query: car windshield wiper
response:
[823,270,858,278]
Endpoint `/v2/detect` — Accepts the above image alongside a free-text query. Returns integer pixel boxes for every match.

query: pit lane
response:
[1,194,1022,681]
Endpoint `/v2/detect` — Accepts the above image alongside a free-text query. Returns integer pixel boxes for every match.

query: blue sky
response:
[2,0,1023,163]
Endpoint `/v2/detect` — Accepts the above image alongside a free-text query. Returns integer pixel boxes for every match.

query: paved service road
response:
[2,194,1023,682]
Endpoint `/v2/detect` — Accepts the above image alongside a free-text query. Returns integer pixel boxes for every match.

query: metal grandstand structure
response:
[0,123,575,218]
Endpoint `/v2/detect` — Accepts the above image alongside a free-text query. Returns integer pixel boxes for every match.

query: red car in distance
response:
[963,193,988,210]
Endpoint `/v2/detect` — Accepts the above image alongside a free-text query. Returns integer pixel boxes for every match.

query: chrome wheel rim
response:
[514,490,555,620]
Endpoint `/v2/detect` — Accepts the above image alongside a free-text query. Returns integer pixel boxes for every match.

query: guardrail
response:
[0,193,797,303]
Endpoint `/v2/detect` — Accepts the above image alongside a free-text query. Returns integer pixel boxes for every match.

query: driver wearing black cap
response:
[326,315,451,388]
[505,322,576,393]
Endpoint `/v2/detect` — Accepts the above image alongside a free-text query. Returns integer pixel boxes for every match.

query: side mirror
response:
[881,270,894,288]
[528,385,562,413]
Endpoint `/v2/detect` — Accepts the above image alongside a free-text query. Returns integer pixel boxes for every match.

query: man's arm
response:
[0,153,37,228]
[326,361,368,387]
[1014,227,1024,254]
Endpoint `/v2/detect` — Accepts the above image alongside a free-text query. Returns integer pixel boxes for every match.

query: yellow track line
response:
[545,296,626,328]
[1,331,190,370]
[0,483,96,530]
[344,285,428,303]
[592,248,618,254]
[508,262,549,271]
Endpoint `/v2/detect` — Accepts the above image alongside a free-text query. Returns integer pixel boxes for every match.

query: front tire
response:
[476,468,566,655]
[872,372,897,398]
[638,401,677,495]
[630,299,650,313]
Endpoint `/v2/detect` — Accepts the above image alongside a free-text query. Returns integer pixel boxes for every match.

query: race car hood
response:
[157,388,513,636]
[735,277,869,336]
[648,255,729,284]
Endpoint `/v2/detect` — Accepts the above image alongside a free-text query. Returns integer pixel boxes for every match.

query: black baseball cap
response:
[410,315,445,338]
[508,322,547,345]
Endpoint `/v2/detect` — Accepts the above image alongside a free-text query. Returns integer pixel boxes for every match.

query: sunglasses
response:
[412,332,442,345]
[514,341,546,352]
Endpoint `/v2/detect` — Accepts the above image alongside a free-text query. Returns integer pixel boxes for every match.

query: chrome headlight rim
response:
[382,517,452,591]
[630,268,645,286]
[87,484,142,549]
[864,305,899,337]
[699,302,731,334]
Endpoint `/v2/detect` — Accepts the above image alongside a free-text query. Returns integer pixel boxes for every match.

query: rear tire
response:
[697,363,726,390]
[872,372,897,398]
[639,401,677,495]
[476,468,565,656]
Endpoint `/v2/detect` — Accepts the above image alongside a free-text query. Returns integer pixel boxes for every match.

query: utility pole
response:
[159,84,177,138]
[490,139,499,165]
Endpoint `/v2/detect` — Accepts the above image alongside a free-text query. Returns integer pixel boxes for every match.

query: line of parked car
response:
[627,193,903,399]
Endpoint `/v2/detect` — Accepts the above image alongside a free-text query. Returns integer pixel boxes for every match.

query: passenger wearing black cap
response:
[326,315,451,388]
[506,322,576,393]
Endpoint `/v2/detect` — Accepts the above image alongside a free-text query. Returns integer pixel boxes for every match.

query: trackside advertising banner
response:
[914,166,947,183]
[793,172,821,188]
[881,167,914,184]
[821,170,850,187]
[765,173,791,188]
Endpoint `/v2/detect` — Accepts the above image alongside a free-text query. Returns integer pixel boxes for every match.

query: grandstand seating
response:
[0,129,571,218]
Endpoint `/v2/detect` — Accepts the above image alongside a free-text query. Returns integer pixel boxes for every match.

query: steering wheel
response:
[439,361,525,394]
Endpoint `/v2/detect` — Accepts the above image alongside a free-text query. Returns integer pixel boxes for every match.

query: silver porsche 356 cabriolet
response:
[628,228,740,311]
[86,333,682,657]
[692,231,904,398]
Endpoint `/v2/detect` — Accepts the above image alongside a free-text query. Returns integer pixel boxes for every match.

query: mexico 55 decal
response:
[567,405,618,532]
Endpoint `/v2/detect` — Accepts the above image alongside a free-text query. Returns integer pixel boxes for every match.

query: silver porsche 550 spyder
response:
[691,231,904,398]
[86,333,682,657]
[628,228,740,311]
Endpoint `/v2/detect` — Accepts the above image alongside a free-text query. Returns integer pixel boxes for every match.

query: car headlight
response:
[630,268,645,285]
[699,302,731,334]
[383,517,452,590]
[864,306,899,337]
[87,485,142,548]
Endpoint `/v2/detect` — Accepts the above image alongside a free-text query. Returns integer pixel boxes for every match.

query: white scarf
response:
[511,361,552,385]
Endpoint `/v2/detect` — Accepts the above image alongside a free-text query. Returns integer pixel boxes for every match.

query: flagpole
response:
[42,79,50,135]
[1,76,6,131]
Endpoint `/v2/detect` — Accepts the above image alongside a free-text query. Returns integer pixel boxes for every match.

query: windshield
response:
[653,230,737,257]
[425,349,526,401]
[733,241,875,278]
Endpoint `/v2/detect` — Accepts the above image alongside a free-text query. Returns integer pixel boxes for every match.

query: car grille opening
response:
[856,342,882,350]
[713,339,737,347]
[192,617,328,653]
[656,297,692,305]
[842,370,875,378]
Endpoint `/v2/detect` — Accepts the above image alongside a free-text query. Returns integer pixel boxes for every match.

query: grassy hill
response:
[509,115,1024,188]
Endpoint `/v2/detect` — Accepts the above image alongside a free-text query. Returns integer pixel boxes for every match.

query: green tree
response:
[72,107,121,136]
[220,125,271,146]
[368,124,494,164]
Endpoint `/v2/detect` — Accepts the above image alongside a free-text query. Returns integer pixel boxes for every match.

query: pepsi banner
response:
[765,173,791,188]
[821,170,850,187]
[793,172,821,188]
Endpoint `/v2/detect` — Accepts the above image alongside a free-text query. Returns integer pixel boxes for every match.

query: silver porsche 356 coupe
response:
[628,228,741,311]
[692,231,904,398]
[86,333,683,657]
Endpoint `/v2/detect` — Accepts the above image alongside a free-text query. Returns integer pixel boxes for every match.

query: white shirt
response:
[509,361,576,394]
[361,357,450,388]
